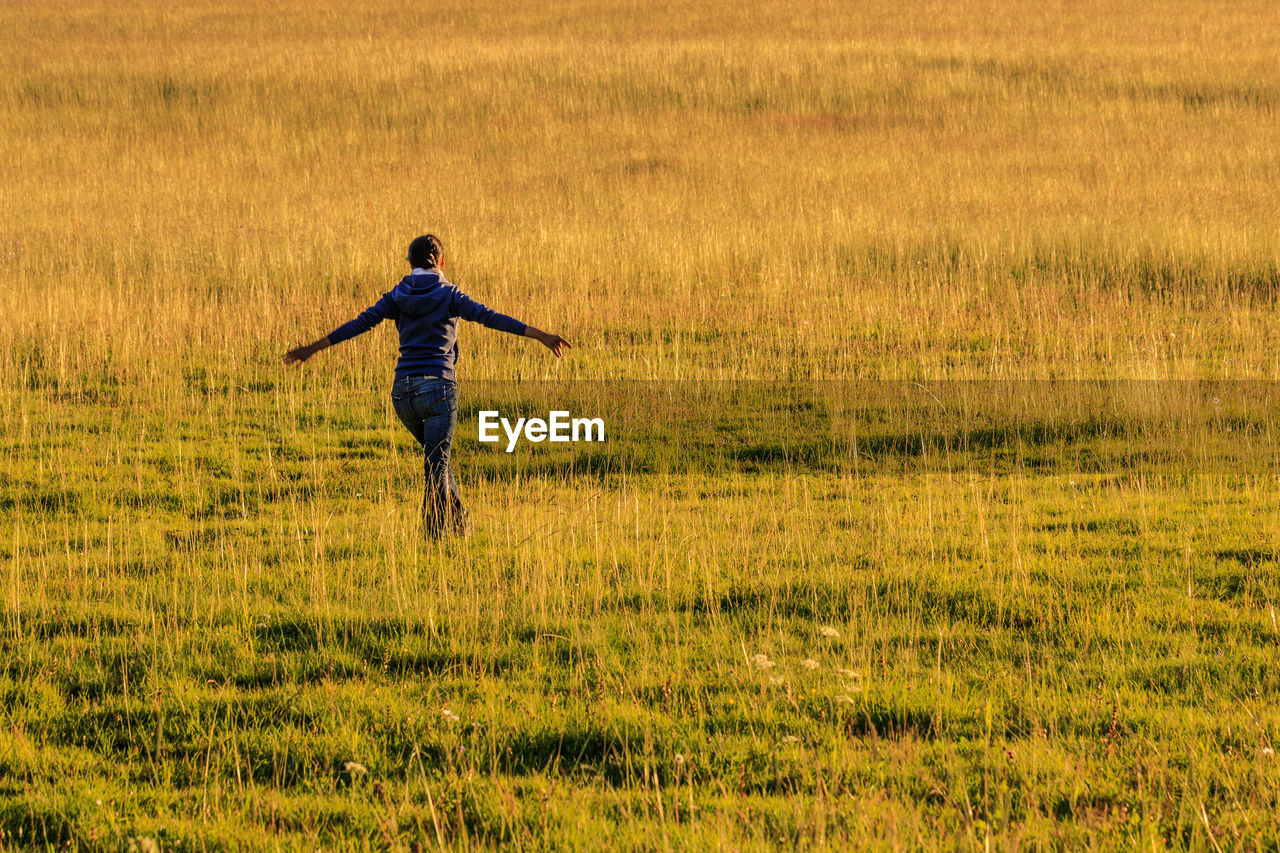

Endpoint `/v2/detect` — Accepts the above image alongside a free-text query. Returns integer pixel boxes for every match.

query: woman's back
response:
[326,268,528,382]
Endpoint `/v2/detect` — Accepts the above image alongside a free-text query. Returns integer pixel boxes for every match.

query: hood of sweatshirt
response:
[390,270,448,317]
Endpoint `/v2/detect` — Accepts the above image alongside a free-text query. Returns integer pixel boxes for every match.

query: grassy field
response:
[3,0,1280,849]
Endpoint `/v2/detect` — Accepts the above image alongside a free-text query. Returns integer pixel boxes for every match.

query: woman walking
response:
[283,234,570,537]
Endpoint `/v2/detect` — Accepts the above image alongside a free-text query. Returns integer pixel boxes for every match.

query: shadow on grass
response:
[449,380,1280,481]
[606,576,1062,632]
[495,727,643,785]
[1214,547,1278,566]
[252,615,425,653]
[0,798,81,849]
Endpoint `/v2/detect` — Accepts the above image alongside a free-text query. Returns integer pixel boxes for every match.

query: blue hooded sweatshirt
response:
[325,269,527,382]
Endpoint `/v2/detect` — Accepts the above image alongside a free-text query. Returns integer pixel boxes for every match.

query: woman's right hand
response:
[538,331,572,358]
[283,337,330,366]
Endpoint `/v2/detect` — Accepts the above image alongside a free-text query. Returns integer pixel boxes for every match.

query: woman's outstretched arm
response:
[283,292,396,366]
[450,289,571,357]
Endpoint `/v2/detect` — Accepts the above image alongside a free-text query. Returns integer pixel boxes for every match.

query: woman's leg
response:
[444,460,469,535]
[421,406,457,536]
[390,378,427,445]
[392,377,466,537]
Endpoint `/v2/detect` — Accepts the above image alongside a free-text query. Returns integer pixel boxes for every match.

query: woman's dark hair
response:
[408,234,443,268]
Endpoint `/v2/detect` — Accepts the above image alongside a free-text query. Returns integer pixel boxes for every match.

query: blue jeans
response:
[390,375,467,536]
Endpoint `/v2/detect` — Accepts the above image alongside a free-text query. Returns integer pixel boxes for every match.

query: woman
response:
[283,234,570,537]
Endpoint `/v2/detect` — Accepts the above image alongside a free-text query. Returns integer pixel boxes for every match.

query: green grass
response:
[4,381,1279,849]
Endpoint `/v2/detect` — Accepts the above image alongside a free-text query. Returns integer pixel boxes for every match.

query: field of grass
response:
[3,0,1280,849]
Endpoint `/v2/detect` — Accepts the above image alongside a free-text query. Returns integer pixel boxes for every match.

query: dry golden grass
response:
[3,0,1280,386]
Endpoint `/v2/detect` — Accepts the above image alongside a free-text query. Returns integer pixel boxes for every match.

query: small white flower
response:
[752,654,776,670]
[768,675,786,686]
[674,753,685,765]
[800,658,819,671]
[442,709,459,722]
[1263,747,1275,757]
[344,761,368,776]
[781,735,800,744]
[819,626,840,639]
